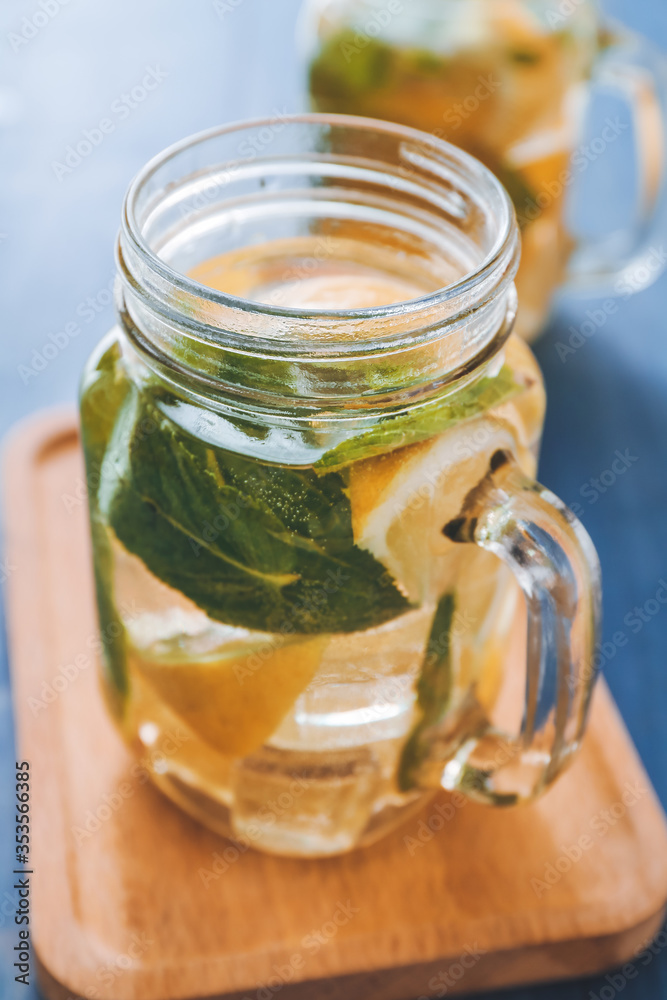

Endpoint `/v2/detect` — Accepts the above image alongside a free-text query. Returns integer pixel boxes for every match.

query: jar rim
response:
[120,113,518,346]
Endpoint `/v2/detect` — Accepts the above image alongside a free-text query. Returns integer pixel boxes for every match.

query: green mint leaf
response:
[316,366,523,472]
[398,592,455,791]
[80,340,133,699]
[491,161,537,229]
[409,49,450,75]
[90,514,129,701]
[102,397,410,635]
[79,338,131,473]
[309,30,394,105]
[508,48,542,65]
[464,145,537,229]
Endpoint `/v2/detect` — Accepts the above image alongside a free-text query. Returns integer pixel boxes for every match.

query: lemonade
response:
[81,118,600,856]
[305,0,599,339]
[81,237,545,856]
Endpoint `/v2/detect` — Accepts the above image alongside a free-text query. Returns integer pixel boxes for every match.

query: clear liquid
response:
[117,548,517,855]
[87,239,544,855]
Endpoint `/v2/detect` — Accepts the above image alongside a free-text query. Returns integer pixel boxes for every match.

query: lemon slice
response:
[131,636,327,758]
[188,237,438,320]
[475,639,507,711]
[257,273,426,311]
[492,336,546,452]
[348,413,526,604]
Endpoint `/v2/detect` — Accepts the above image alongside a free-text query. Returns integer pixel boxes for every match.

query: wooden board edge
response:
[5,410,667,1000]
[1,407,95,984]
[34,906,667,1000]
[2,407,79,479]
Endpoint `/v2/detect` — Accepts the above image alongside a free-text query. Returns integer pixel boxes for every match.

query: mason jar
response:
[80,116,600,857]
[302,0,667,341]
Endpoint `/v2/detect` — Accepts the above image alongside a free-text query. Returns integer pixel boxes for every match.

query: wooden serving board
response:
[4,410,667,1000]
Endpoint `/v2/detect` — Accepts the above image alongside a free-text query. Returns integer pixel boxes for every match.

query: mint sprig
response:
[80,340,132,698]
[102,397,411,635]
[398,592,455,791]
[316,366,523,472]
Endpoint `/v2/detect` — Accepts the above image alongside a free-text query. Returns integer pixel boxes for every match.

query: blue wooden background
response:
[0,1,665,997]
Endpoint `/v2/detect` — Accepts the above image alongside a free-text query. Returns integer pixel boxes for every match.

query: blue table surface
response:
[1,1,666,997]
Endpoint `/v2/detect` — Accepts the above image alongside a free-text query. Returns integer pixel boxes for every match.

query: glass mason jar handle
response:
[419,449,601,805]
[566,23,667,294]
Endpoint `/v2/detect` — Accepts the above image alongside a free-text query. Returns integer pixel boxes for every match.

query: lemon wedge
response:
[132,636,327,758]
[348,413,526,604]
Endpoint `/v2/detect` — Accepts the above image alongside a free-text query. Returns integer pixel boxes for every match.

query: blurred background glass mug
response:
[81,117,601,857]
[301,0,667,341]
